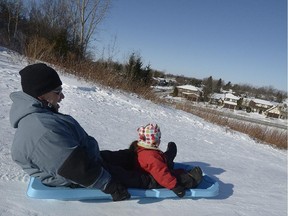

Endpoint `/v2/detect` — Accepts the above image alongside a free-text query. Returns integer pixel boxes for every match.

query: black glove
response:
[172,185,186,198]
[103,180,131,201]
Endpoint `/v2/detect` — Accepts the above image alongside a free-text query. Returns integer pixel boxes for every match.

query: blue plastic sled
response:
[27,163,219,200]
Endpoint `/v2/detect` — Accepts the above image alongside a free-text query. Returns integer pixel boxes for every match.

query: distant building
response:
[249,98,274,114]
[210,93,225,105]
[264,101,288,119]
[210,93,239,109]
[176,85,202,102]
[223,93,240,109]
[152,77,177,86]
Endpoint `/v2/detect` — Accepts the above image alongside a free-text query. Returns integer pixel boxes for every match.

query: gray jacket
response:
[9,91,111,190]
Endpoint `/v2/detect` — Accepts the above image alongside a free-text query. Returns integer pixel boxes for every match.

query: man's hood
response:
[9,91,48,128]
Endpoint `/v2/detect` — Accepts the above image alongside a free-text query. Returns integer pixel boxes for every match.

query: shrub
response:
[24,36,56,62]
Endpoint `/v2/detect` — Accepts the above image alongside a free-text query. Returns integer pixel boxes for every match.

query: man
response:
[9,63,134,201]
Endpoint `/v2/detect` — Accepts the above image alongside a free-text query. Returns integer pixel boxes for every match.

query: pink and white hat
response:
[137,123,161,149]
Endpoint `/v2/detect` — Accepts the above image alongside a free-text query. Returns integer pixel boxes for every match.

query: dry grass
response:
[173,102,287,150]
[62,60,157,101]
[24,40,156,99]
[24,37,56,62]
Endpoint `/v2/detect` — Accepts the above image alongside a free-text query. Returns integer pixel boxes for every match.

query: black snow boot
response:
[164,142,177,169]
[177,166,203,189]
[188,166,203,186]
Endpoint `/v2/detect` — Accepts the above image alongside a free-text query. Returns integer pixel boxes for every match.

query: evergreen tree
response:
[125,53,152,86]
[224,81,232,91]
[276,91,284,103]
[215,78,222,93]
[190,78,202,87]
[203,76,213,101]
[142,64,152,85]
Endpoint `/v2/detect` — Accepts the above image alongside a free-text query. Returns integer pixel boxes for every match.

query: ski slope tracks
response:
[0,48,287,216]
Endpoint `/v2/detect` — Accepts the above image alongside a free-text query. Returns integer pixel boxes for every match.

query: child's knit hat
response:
[137,123,161,149]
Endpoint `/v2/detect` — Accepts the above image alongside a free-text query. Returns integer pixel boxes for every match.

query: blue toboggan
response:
[27,163,219,200]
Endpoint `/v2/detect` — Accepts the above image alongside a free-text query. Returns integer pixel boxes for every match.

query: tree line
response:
[0,0,111,60]
[0,0,154,91]
[163,74,286,103]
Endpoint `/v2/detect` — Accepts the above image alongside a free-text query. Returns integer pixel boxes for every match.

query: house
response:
[279,101,288,119]
[249,98,274,114]
[210,93,225,105]
[264,101,288,119]
[176,85,201,102]
[264,106,281,118]
[242,98,252,108]
[223,93,240,109]
[152,77,177,87]
[152,77,168,86]
[210,93,240,109]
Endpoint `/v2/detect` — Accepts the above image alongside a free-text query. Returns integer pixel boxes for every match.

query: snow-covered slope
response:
[0,49,287,216]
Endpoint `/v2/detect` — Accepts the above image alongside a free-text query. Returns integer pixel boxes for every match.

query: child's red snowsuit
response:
[135,146,184,189]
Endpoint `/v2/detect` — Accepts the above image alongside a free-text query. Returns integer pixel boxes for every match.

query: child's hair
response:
[129,140,138,152]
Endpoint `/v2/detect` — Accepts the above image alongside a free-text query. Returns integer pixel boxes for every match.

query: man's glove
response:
[102,180,131,201]
[172,184,186,198]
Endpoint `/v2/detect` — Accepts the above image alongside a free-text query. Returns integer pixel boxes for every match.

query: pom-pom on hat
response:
[137,123,161,149]
[19,63,62,98]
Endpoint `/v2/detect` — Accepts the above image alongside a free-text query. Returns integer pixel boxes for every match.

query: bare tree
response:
[26,0,110,58]
[41,0,73,31]
[100,34,119,62]
[12,0,21,38]
[72,0,111,57]
[3,0,23,41]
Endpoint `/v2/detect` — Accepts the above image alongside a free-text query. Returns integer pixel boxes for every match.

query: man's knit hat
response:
[19,63,62,98]
[137,123,161,149]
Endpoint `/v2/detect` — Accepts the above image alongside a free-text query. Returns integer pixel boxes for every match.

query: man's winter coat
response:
[9,91,111,190]
[135,146,177,189]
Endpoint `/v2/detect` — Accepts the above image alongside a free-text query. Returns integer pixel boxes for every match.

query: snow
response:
[0,49,287,216]
[177,84,200,91]
[251,98,274,106]
[224,93,240,100]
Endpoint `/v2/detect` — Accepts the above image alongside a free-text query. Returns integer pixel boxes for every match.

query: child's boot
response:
[164,142,177,169]
[177,166,203,188]
[187,166,203,186]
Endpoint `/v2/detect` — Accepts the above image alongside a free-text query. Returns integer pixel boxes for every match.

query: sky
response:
[0,48,287,216]
[96,0,287,91]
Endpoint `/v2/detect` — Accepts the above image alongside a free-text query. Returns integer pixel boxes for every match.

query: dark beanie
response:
[19,63,62,98]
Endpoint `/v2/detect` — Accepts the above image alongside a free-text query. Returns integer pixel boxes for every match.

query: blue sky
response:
[96,0,287,91]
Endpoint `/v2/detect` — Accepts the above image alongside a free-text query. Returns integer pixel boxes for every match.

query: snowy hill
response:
[0,49,287,216]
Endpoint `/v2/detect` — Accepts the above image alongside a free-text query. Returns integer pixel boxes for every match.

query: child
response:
[131,123,203,198]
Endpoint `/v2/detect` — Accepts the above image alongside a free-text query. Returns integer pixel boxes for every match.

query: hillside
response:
[0,49,287,216]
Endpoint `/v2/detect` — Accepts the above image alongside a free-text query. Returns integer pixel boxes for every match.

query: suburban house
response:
[248,98,274,114]
[264,101,288,119]
[152,77,177,86]
[176,85,202,102]
[210,93,240,109]
[223,93,240,109]
[278,101,288,119]
[210,93,225,105]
